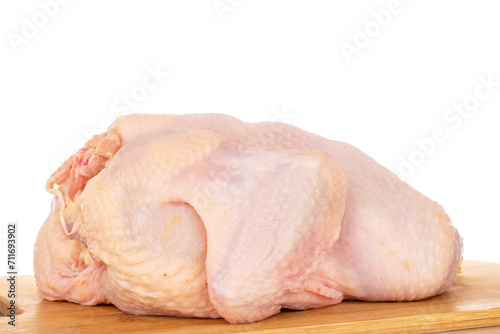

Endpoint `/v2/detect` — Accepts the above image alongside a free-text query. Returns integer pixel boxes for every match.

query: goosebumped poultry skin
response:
[34,113,463,324]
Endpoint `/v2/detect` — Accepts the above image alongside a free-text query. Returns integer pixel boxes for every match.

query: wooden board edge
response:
[234,308,500,334]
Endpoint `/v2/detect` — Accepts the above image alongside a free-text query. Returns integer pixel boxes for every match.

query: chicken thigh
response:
[34,113,462,324]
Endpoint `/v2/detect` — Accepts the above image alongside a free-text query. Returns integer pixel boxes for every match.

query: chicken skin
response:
[34,114,462,324]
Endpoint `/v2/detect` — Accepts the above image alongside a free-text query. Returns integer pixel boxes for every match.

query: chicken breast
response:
[34,113,462,324]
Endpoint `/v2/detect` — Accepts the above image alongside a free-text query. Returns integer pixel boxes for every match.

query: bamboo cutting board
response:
[1,260,500,334]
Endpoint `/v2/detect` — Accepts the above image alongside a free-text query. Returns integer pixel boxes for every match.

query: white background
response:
[0,0,499,276]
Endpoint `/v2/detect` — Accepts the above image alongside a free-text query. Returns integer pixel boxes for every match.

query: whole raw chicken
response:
[34,113,463,324]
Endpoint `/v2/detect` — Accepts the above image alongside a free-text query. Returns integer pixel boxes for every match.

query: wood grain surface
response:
[1,260,499,333]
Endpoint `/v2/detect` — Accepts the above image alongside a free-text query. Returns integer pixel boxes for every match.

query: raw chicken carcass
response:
[34,113,462,324]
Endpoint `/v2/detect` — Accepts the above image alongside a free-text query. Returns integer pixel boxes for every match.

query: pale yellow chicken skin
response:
[34,114,462,324]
